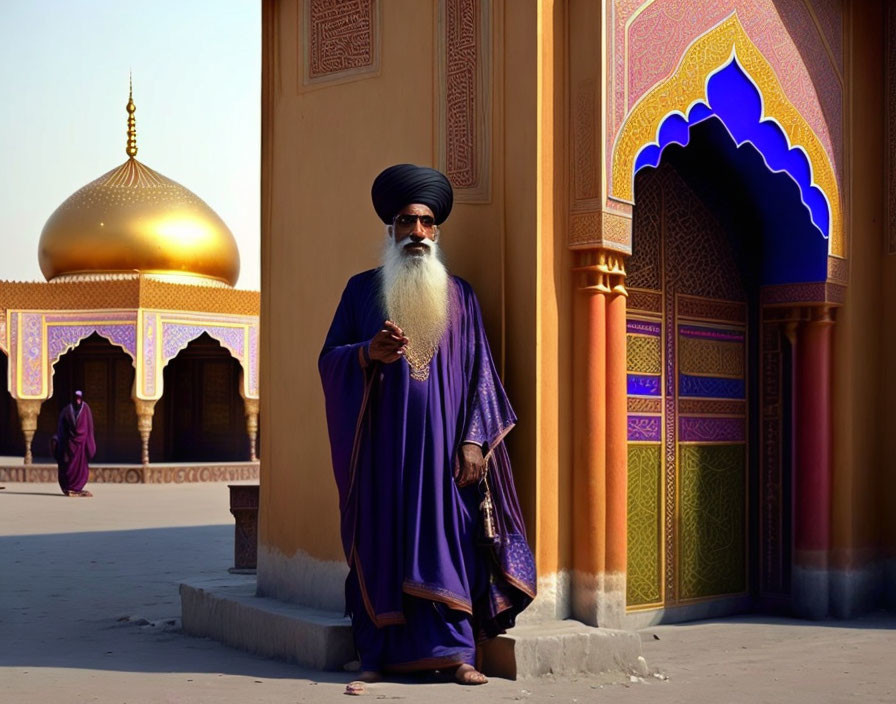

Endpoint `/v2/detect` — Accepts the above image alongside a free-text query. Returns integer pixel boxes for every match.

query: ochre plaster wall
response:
[261,0,439,566]
[260,1,550,591]
[831,1,885,578]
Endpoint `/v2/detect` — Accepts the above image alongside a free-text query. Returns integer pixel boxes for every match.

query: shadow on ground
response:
[0,525,353,682]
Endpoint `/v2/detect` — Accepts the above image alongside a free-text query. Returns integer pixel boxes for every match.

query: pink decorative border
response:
[156,312,259,400]
[6,309,259,402]
[10,310,138,399]
[609,0,843,199]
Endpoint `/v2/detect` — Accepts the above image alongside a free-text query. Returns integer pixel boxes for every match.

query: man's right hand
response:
[367,320,409,364]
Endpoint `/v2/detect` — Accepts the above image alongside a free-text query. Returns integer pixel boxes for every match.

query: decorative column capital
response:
[16,399,44,465]
[568,210,633,251]
[243,397,259,417]
[808,303,835,327]
[133,398,157,466]
[243,397,260,462]
[571,247,628,296]
[764,304,836,334]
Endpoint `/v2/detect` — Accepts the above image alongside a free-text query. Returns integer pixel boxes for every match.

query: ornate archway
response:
[610,13,843,259]
[570,9,843,626]
[36,332,140,463]
[613,26,841,619]
[157,332,249,462]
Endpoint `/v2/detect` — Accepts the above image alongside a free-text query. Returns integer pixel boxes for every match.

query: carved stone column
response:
[571,247,627,627]
[792,304,835,619]
[244,398,260,461]
[133,398,157,466]
[604,261,629,621]
[16,400,44,465]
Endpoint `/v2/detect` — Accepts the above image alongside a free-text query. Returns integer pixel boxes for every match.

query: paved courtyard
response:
[1,481,894,703]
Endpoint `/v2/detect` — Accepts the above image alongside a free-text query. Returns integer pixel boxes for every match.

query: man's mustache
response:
[402,239,432,250]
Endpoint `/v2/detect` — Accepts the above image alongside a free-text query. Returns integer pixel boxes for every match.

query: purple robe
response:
[55,402,96,494]
[320,269,536,672]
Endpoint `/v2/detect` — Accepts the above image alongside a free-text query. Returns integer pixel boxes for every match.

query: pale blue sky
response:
[0,0,261,289]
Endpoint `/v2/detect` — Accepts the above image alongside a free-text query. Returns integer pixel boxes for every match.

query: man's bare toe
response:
[455,664,487,685]
[345,680,366,695]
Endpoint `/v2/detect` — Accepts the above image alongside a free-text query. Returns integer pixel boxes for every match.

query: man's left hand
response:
[455,442,487,488]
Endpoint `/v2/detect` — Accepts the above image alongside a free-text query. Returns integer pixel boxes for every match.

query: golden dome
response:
[38,85,240,287]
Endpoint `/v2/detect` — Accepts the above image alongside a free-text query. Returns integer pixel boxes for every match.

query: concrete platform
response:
[179,575,644,678]
[0,461,259,484]
[479,618,644,679]
[180,576,354,670]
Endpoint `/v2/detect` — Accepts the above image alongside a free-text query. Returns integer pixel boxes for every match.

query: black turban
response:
[371,163,454,225]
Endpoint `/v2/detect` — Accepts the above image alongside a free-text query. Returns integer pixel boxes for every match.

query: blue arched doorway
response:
[624,59,834,619]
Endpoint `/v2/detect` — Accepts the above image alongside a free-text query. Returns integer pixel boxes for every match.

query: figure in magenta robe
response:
[320,164,535,686]
[54,390,96,497]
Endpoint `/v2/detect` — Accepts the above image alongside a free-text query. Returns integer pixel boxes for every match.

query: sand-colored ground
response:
[1,482,893,703]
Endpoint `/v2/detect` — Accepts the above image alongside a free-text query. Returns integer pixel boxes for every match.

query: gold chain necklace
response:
[404,342,436,382]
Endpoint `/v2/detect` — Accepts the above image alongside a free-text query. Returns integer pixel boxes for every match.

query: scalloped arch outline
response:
[160,324,251,399]
[47,326,137,399]
[610,13,842,257]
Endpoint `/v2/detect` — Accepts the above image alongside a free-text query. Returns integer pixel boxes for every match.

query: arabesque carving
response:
[306,0,379,83]
[438,0,491,202]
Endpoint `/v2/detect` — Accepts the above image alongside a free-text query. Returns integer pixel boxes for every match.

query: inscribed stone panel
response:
[305,0,379,86]
[438,0,491,202]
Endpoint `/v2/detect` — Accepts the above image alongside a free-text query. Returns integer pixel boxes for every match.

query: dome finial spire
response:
[126,73,138,158]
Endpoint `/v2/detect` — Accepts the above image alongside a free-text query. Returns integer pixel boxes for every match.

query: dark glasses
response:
[393,214,435,228]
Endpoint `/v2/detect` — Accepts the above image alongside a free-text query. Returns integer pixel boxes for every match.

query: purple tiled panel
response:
[678,375,745,399]
[678,325,744,343]
[679,416,745,442]
[628,319,662,336]
[629,415,662,442]
[628,374,662,396]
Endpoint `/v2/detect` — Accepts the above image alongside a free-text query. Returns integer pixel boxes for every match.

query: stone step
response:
[180,577,353,670]
[180,576,645,678]
[480,619,644,679]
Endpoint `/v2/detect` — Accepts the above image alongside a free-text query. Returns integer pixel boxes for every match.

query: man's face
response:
[74,395,82,406]
[392,203,437,257]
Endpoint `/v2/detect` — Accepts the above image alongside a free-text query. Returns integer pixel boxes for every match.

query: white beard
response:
[380,232,450,355]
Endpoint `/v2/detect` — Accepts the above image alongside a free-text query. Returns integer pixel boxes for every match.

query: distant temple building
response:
[0,87,259,480]
[248,0,896,643]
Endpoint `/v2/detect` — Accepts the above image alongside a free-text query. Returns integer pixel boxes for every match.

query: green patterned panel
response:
[678,444,746,599]
[627,444,663,606]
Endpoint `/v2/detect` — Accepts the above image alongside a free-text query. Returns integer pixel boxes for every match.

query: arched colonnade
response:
[3,307,259,465]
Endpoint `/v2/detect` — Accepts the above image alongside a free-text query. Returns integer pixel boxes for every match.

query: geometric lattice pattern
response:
[627,444,663,606]
[679,335,744,378]
[627,334,662,374]
[678,444,747,600]
[626,163,749,610]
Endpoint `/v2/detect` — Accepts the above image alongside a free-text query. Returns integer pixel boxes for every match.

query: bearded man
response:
[54,390,96,497]
[319,164,535,685]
